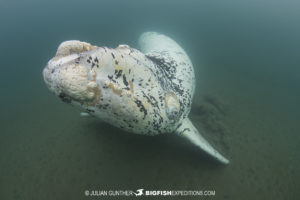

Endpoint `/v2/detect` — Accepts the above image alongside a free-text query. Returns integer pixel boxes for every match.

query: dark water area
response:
[1,0,300,199]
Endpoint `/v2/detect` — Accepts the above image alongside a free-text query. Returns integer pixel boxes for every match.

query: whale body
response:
[43,32,229,164]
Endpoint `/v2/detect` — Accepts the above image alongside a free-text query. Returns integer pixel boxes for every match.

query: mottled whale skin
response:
[43,32,229,164]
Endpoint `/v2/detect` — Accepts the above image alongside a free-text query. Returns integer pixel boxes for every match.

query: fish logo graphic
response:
[133,189,144,196]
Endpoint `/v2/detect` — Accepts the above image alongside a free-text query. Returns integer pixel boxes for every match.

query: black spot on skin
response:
[141,91,159,110]
[181,128,191,134]
[114,69,123,79]
[122,74,129,86]
[75,57,80,64]
[129,69,131,74]
[87,56,92,63]
[176,123,182,130]
[115,60,119,65]
[134,99,147,119]
[108,75,115,82]
[51,69,55,73]
[153,110,164,127]
[98,104,109,110]
[59,93,72,104]
[86,109,95,113]
[129,48,134,55]
[111,53,115,59]
[102,84,109,89]
[94,57,99,63]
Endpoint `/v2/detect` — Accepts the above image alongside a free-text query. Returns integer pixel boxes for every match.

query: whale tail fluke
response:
[175,118,229,164]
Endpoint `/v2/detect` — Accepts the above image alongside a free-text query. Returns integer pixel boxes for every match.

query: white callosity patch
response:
[43,41,101,104]
[56,40,97,56]
[59,64,94,101]
[44,61,97,102]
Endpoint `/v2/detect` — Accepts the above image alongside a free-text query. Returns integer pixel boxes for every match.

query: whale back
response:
[139,33,229,164]
[139,32,195,121]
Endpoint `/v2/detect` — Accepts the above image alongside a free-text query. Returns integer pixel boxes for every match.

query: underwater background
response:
[1,0,299,199]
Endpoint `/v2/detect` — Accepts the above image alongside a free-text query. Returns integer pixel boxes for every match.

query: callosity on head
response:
[43,40,100,104]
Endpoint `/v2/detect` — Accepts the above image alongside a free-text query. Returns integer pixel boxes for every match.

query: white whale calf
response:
[43,32,229,164]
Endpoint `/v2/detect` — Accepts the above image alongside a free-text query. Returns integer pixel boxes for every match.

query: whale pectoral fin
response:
[80,112,90,117]
[176,118,229,164]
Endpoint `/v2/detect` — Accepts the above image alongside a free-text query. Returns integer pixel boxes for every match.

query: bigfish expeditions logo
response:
[133,189,144,196]
[84,189,216,197]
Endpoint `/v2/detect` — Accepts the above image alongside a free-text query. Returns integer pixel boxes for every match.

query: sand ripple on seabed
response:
[191,94,231,153]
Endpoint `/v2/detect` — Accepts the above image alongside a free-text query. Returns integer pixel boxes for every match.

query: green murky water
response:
[1,0,299,199]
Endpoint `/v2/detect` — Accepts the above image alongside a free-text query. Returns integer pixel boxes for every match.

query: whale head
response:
[43,40,108,107]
